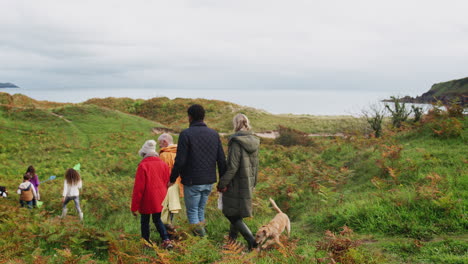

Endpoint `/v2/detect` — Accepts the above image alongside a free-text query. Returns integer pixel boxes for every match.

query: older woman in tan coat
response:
[217,114,260,250]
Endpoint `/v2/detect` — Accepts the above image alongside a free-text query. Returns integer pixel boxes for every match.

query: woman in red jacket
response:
[131,140,172,249]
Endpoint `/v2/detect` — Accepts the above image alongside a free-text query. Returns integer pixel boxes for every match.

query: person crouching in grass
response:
[17,173,37,209]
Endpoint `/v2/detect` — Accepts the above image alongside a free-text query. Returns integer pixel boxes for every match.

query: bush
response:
[422,101,464,138]
[275,126,315,147]
[411,105,424,123]
[362,105,385,137]
[385,96,412,128]
[315,226,364,264]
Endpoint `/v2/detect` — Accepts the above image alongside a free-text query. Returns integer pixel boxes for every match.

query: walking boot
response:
[79,212,84,222]
[191,223,207,237]
[229,223,238,241]
[222,223,239,249]
[60,208,68,219]
[233,220,257,251]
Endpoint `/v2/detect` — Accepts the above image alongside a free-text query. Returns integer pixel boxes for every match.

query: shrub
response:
[423,105,464,138]
[315,226,363,264]
[411,105,424,123]
[362,105,385,137]
[445,99,464,118]
[275,126,315,147]
[385,96,411,128]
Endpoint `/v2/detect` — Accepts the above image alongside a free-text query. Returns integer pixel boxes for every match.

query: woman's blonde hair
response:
[233,114,251,132]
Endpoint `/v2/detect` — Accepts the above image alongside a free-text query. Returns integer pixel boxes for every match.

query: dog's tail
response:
[269,198,283,214]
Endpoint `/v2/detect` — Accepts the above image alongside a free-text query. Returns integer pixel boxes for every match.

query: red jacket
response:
[131,156,170,214]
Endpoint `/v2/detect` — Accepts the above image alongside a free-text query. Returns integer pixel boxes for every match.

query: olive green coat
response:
[218,131,260,217]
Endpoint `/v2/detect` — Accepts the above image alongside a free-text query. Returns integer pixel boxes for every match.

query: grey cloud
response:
[0,0,467,94]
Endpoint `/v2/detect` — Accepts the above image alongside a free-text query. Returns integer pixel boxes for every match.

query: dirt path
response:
[50,112,72,123]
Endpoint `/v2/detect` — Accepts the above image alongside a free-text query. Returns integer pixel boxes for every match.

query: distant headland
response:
[0,82,19,88]
[383,77,468,106]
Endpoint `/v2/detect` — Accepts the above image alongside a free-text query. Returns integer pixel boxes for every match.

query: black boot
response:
[233,220,257,250]
[229,224,238,241]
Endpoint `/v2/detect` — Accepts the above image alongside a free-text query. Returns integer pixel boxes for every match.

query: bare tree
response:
[385,96,411,128]
[362,104,386,137]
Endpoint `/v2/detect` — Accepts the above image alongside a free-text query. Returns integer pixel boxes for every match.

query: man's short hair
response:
[187,104,205,121]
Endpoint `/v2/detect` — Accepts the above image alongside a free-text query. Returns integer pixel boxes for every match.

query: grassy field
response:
[0,93,467,263]
[83,96,366,134]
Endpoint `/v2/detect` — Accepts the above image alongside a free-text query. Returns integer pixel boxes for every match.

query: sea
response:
[0,87,427,116]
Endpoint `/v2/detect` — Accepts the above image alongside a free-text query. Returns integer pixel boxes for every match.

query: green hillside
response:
[83,97,364,134]
[0,93,467,263]
[428,77,468,97]
[415,77,468,105]
[384,77,468,106]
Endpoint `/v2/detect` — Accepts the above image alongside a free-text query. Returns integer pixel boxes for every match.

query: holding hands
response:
[217,185,227,193]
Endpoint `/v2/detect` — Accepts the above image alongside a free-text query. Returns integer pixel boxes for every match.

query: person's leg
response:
[225,215,241,241]
[226,215,256,250]
[61,196,72,218]
[26,200,33,209]
[169,213,175,224]
[184,185,201,224]
[151,213,169,241]
[73,196,83,221]
[32,198,37,208]
[197,184,212,224]
[140,214,151,242]
[63,196,72,208]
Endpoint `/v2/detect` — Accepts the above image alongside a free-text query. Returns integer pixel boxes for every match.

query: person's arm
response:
[217,141,241,190]
[162,162,170,187]
[254,156,259,188]
[131,165,146,214]
[170,132,188,183]
[62,181,68,197]
[30,183,37,199]
[30,176,39,188]
[62,181,68,203]
[216,135,227,178]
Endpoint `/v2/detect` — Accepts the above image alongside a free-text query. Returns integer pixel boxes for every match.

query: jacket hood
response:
[230,131,260,153]
[19,182,32,189]
[160,144,177,154]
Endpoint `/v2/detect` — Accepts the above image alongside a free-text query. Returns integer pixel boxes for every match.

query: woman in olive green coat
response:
[217,114,260,250]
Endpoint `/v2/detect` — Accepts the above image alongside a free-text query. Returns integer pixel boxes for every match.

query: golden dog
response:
[255,198,291,250]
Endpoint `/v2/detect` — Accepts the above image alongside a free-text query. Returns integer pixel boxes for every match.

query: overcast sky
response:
[1,0,467,95]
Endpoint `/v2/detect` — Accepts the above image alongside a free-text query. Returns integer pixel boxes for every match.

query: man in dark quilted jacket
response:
[169,104,227,236]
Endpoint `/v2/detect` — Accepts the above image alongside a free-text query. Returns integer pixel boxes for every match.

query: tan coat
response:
[18,181,36,202]
[160,145,183,196]
[160,144,182,224]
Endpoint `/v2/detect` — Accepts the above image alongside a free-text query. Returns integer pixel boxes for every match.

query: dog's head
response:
[255,226,269,245]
